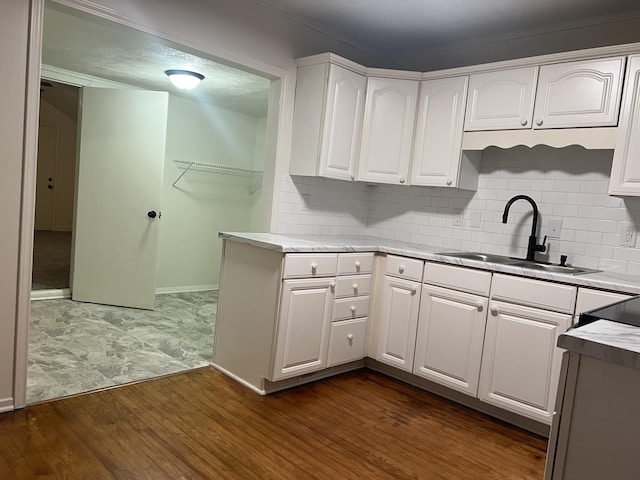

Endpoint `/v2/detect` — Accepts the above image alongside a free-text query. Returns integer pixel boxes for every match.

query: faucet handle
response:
[538,235,547,253]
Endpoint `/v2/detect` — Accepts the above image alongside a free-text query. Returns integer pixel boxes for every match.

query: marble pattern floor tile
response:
[28,291,217,404]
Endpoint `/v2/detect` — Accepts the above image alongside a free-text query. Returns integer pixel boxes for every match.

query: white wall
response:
[157,95,262,291]
[279,147,640,275]
[0,0,29,412]
[39,99,77,231]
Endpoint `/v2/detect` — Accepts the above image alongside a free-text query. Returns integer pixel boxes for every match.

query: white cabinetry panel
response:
[414,284,488,396]
[410,76,469,187]
[377,275,421,371]
[328,318,368,367]
[357,77,419,185]
[479,300,571,424]
[464,67,538,131]
[533,57,624,129]
[272,278,334,381]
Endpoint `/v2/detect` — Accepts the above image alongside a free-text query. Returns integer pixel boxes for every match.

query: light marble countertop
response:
[559,320,640,370]
[220,232,640,295]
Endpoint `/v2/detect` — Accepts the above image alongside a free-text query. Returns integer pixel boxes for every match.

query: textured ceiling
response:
[256,0,640,58]
[42,6,271,118]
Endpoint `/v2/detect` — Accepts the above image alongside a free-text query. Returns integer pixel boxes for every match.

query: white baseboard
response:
[156,284,218,294]
[0,397,14,413]
[31,288,71,300]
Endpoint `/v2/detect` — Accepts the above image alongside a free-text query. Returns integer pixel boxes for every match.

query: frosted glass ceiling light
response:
[165,69,204,90]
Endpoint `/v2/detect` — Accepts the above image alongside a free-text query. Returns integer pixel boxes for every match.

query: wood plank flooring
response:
[0,367,547,479]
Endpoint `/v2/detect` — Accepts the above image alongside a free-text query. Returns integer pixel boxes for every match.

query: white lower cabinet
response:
[328,317,368,367]
[272,277,335,381]
[478,300,572,424]
[377,275,422,371]
[413,284,488,396]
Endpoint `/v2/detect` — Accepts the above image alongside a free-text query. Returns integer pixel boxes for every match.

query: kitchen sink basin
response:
[436,251,600,275]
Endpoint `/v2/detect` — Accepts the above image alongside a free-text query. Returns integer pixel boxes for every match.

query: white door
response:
[533,57,625,129]
[377,275,421,371]
[319,64,366,180]
[413,284,487,397]
[478,300,571,424]
[464,66,538,131]
[357,77,418,185]
[410,76,468,187]
[34,125,57,230]
[72,88,168,310]
[272,278,334,381]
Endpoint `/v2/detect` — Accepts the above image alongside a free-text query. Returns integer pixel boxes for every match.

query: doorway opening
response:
[27,2,276,404]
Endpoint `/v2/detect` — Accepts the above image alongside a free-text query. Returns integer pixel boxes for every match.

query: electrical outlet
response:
[453,211,463,226]
[470,211,482,228]
[300,193,311,211]
[621,226,637,247]
[548,219,562,239]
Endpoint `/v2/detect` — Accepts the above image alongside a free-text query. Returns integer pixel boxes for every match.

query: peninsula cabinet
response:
[410,76,480,190]
[290,58,367,181]
[356,77,419,185]
[464,66,538,131]
[609,55,640,196]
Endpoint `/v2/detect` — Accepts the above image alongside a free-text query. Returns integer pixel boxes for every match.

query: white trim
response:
[295,53,367,75]
[211,363,267,395]
[0,398,14,413]
[14,0,44,411]
[31,288,71,301]
[41,64,134,89]
[156,285,218,294]
[462,127,618,151]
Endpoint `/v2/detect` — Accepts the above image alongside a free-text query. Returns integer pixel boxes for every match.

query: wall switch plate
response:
[470,211,482,228]
[300,193,311,211]
[548,219,562,239]
[621,226,637,247]
[453,210,463,226]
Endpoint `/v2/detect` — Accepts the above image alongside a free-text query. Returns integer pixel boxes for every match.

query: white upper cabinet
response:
[290,60,366,181]
[464,67,538,131]
[610,55,640,196]
[533,57,625,129]
[357,77,419,185]
[410,76,479,189]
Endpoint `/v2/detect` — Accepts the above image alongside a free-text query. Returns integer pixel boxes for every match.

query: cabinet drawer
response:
[337,252,375,275]
[385,255,424,281]
[327,318,368,367]
[333,295,370,321]
[283,253,338,278]
[575,288,633,315]
[423,262,491,296]
[335,274,372,298]
[491,273,576,314]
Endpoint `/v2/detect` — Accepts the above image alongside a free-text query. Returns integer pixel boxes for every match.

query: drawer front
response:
[575,288,633,315]
[327,318,368,367]
[333,295,370,321]
[337,252,375,275]
[283,253,338,278]
[335,274,372,298]
[385,255,424,282]
[423,262,491,296]
[491,273,576,314]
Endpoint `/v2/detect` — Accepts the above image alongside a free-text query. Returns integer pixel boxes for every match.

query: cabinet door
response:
[533,57,624,129]
[464,67,538,131]
[479,300,571,424]
[610,55,640,196]
[413,285,488,396]
[319,64,367,180]
[357,77,419,185]
[410,76,468,187]
[272,278,334,381]
[377,275,421,371]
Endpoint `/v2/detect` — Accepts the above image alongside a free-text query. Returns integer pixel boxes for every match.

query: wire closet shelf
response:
[172,160,263,194]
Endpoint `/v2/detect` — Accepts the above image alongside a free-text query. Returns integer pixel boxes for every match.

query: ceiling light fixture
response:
[164,69,205,90]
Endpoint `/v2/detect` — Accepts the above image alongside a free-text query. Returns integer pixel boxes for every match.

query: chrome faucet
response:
[502,195,547,262]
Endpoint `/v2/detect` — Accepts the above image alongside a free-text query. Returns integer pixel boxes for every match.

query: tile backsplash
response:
[278,146,640,275]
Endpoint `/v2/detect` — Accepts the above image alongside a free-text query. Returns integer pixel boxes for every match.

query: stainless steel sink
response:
[436,251,599,275]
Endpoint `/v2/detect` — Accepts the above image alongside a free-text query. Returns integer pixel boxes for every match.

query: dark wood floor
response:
[0,367,547,479]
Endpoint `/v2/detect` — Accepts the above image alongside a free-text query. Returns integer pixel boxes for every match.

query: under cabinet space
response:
[283,253,338,278]
[328,318,368,367]
[334,274,372,298]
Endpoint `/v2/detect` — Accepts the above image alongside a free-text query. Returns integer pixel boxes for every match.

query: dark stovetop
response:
[577,295,640,328]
